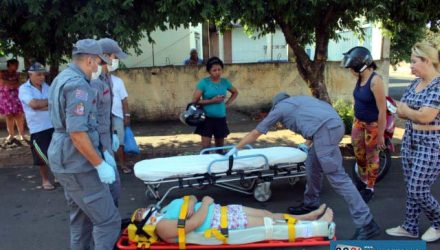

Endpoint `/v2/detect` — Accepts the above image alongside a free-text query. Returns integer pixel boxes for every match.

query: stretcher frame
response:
[117,229,333,249]
[140,145,307,207]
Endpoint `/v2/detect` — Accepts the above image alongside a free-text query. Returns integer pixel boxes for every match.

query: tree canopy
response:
[0,0,164,77]
[157,0,439,102]
[0,0,438,101]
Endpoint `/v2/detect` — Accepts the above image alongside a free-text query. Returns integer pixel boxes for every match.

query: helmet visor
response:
[341,54,352,68]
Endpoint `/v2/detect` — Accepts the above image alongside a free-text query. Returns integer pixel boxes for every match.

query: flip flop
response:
[42,183,56,191]
[121,166,132,174]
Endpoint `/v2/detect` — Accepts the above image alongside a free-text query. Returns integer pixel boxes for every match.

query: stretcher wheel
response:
[253,182,272,202]
[288,177,301,186]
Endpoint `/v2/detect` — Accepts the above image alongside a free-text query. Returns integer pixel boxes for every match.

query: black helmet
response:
[179,103,206,126]
[341,46,374,73]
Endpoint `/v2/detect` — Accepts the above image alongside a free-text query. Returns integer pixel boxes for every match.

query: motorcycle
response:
[352,96,397,187]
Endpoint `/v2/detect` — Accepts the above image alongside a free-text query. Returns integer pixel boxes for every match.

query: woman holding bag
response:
[191,57,238,153]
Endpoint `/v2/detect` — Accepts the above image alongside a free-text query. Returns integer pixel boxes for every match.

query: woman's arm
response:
[192,89,224,105]
[156,196,214,243]
[225,87,238,108]
[397,102,439,124]
[371,75,386,147]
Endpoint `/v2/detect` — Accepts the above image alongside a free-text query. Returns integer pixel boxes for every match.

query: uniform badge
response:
[75,89,88,101]
[74,103,85,116]
[103,88,110,95]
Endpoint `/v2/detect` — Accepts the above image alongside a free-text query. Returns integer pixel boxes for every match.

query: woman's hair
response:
[411,42,440,72]
[7,59,19,67]
[206,56,224,72]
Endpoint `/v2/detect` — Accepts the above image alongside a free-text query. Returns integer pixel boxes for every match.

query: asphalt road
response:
[1,154,439,250]
[388,76,414,101]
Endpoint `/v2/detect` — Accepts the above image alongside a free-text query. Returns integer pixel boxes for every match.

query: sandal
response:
[42,183,56,191]
[121,166,132,174]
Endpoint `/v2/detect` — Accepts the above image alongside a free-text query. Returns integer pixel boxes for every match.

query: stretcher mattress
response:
[134,147,307,182]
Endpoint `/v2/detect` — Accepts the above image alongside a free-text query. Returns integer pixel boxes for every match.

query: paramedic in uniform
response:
[226,93,380,240]
[90,37,128,207]
[48,39,121,250]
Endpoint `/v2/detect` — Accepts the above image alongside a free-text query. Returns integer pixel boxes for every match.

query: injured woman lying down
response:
[133,195,334,244]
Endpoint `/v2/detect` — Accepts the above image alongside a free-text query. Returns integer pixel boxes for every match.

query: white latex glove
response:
[224,147,239,158]
[96,161,116,184]
[112,133,120,152]
[103,150,117,170]
[298,143,309,154]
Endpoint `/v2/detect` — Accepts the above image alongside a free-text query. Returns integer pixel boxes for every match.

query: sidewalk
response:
[0,110,405,167]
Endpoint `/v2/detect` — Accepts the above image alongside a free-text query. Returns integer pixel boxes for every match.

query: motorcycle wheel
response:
[352,148,392,185]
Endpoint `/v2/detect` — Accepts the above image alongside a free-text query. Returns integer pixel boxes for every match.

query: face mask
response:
[108,59,119,72]
[91,64,102,80]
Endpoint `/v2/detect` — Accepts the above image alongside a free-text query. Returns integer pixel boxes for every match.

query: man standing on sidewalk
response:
[18,62,55,190]
[226,92,380,240]
[48,39,120,250]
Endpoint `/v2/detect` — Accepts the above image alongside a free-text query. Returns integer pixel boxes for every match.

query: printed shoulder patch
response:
[74,103,85,116]
[75,89,88,101]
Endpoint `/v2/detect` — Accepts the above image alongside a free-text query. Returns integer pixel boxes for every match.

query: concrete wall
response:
[115,60,389,121]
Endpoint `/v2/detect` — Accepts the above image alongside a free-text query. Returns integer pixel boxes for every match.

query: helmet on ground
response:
[180,103,205,126]
[341,46,374,73]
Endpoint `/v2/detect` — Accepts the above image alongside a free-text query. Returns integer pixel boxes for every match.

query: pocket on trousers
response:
[82,188,113,225]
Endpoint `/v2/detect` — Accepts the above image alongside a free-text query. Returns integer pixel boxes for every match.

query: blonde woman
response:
[386,43,440,242]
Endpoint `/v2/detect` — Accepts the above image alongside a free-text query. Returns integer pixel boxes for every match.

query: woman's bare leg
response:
[243,204,327,221]
[201,136,212,153]
[214,138,225,154]
[5,115,15,139]
[245,207,333,228]
[14,113,26,138]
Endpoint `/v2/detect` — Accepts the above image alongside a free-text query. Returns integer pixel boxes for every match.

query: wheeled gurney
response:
[134,146,308,204]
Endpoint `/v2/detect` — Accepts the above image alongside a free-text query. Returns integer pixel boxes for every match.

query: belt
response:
[413,124,440,131]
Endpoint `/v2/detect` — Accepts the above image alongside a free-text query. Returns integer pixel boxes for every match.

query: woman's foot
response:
[422,227,440,242]
[303,204,326,220]
[121,166,132,174]
[17,134,30,142]
[385,226,418,238]
[317,208,334,223]
[42,182,56,191]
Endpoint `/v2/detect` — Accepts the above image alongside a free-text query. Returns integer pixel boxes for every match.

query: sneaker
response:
[287,203,319,215]
[351,219,381,240]
[421,227,440,242]
[360,189,374,203]
[385,226,418,238]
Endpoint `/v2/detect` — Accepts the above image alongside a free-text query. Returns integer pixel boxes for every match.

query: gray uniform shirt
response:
[256,96,342,139]
[90,73,113,147]
[48,64,100,173]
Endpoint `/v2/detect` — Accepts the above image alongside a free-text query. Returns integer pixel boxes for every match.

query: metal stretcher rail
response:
[141,145,307,208]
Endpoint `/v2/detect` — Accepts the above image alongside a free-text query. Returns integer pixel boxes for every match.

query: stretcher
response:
[117,196,335,249]
[134,146,308,204]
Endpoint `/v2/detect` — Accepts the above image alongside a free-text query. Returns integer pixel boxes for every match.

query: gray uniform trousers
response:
[101,131,121,207]
[303,121,373,227]
[54,170,121,250]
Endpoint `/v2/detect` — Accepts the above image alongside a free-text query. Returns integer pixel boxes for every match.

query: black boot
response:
[287,203,319,215]
[360,189,374,203]
[351,219,380,240]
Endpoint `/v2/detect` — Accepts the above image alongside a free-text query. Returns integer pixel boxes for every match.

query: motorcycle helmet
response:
[341,46,374,73]
[179,103,206,126]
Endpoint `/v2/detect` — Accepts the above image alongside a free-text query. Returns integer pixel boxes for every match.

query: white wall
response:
[305,24,382,61]
[231,28,288,63]
[123,24,203,68]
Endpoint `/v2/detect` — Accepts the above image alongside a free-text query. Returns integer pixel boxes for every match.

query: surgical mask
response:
[108,59,119,72]
[91,64,102,80]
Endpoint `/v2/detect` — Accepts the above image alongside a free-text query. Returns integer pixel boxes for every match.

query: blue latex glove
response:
[96,161,116,184]
[298,143,309,154]
[112,133,120,152]
[103,150,117,170]
[224,147,239,158]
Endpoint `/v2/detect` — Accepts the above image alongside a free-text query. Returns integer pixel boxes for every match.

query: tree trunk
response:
[275,11,337,104]
[48,63,59,85]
